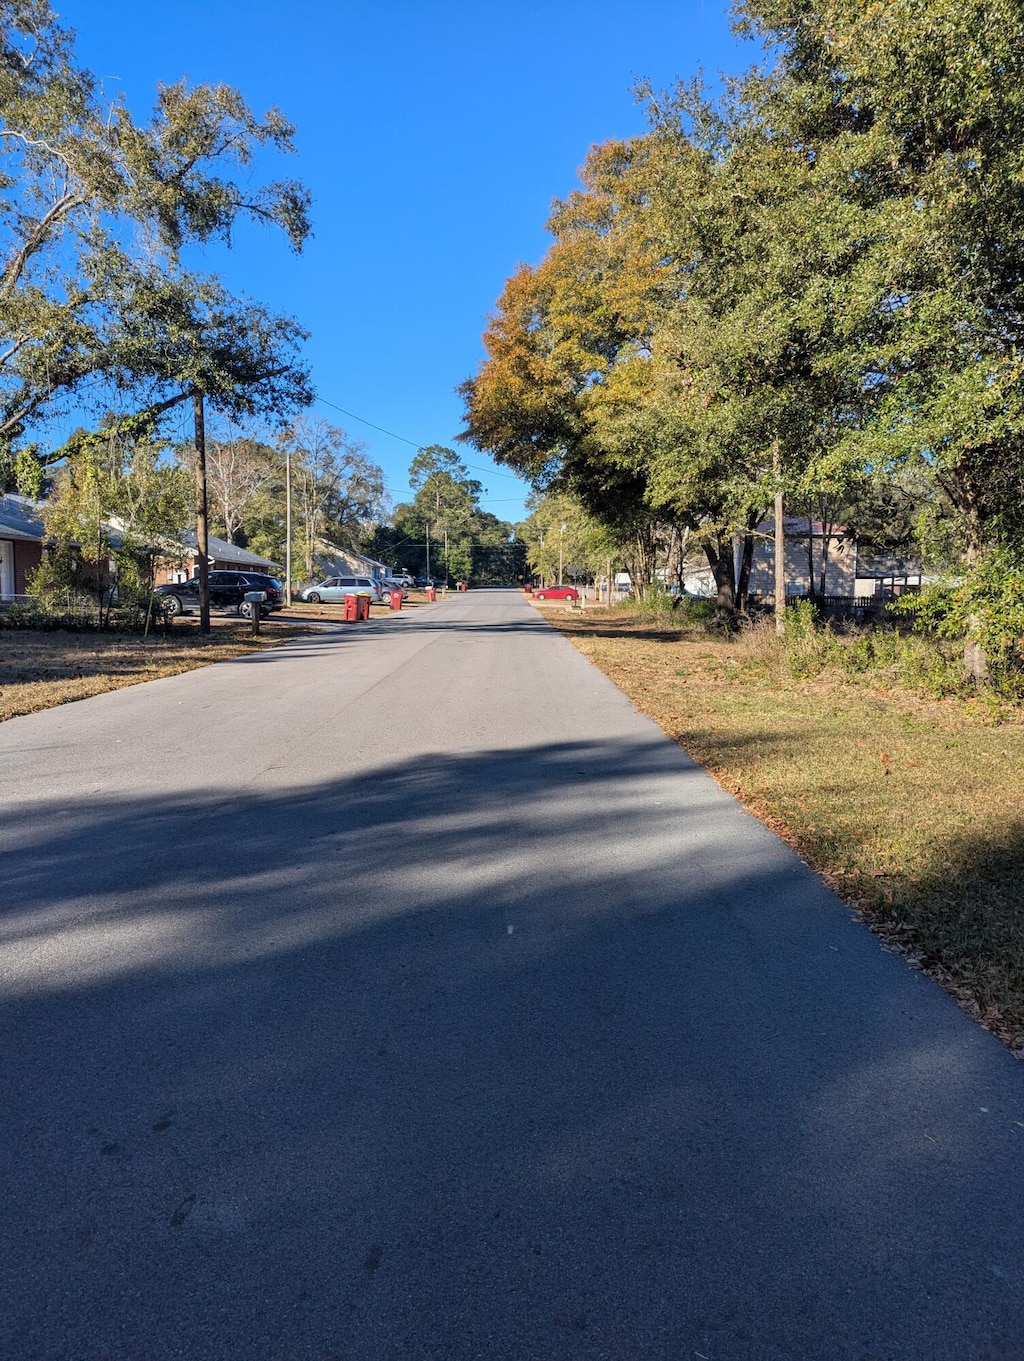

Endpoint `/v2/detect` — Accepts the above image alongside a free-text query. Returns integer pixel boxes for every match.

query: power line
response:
[314,393,525,482]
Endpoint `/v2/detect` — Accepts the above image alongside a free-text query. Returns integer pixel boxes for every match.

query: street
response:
[2,588,1023,1361]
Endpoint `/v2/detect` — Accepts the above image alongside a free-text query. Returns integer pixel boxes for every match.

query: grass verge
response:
[546,603,1024,1051]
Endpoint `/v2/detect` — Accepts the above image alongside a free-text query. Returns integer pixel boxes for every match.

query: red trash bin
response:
[425,586,436,602]
[344,593,358,621]
[357,593,371,620]
[390,589,403,611]
[458,581,467,592]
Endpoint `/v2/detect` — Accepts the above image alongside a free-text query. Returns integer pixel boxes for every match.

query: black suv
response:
[154,571,284,618]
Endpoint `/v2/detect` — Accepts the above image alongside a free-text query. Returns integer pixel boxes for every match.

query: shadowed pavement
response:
[2,588,1023,1361]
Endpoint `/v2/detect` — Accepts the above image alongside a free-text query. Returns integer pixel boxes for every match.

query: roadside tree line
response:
[460,0,1024,681]
[0,4,524,620]
[0,0,312,629]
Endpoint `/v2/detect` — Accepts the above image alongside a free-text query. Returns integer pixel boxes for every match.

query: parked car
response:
[379,576,409,603]
[533,584,580,601]
[299,575,383,604]
[154,570,284,618]
[387,571,415,587]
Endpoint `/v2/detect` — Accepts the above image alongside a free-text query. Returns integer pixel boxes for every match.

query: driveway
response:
[2,588,1023,1360]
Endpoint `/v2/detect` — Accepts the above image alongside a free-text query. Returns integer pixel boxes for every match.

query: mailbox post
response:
[243,590,267,636]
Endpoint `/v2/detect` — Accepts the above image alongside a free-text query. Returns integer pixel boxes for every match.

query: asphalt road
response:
[2,588,1023,1361]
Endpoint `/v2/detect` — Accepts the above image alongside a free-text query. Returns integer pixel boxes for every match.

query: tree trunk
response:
[776,493,787,635]
[630,529,657,600]
[193,390,210,636]
[737,526,756,614]
[943,463,990,683]
[962,532,989,684]
[705,533,737,614]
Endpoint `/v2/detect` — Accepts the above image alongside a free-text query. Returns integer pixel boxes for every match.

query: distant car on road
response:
[534,585,579,601]
[300,575,383,604]
[387,571,415,587]
[154,570,284,618]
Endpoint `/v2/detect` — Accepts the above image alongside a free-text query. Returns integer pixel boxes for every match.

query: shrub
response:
[890,551,1024,692]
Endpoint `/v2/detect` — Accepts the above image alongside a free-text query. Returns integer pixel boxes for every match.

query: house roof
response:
[858,551,923,578]
[0,501,286,572]
[0,494,45,543]
[755,517,850,536]
[178,529,281,571]
[314,540,388,576]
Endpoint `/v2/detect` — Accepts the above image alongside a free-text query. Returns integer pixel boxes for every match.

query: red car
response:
[533,585,579,601]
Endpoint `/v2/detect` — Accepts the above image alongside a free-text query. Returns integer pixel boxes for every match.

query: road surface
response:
[2,588,1023,1361]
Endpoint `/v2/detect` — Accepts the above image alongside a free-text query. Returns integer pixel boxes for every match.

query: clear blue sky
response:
[62,0,754,522]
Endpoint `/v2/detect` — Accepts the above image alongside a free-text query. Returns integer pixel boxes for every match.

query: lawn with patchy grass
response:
[546,603,1024,1050]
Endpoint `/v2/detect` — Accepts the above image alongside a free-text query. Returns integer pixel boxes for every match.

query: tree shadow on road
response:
[3,736,1024,1361]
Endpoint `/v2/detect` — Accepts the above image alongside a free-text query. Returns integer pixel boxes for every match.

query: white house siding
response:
[0,538,13,599]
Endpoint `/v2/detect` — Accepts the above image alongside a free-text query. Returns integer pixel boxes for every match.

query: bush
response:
[890,551,1024,693]
[732,608,968,697]
[26,547,81,608]
[677,596,718,627]
[618,588,681,615]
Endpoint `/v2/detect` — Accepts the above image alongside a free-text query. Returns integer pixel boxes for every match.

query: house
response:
[158,530,282,584]
[0,494,45,600]
[681,518,860,599]
[854,550,924,598]
[305,539,389,584]
[747,517,858,598]
[0,498,290,599]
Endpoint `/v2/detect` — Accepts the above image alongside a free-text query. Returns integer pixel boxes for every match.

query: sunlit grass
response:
[552,606,1024,1049]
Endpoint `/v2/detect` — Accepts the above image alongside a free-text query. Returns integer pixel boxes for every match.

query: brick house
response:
[0,494,45,600]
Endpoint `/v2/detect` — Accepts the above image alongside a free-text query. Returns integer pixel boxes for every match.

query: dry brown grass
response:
[548,604,1024,1049]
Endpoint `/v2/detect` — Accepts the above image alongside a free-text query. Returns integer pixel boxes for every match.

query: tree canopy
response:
[462,0,1024,617]
[0,0,312,490]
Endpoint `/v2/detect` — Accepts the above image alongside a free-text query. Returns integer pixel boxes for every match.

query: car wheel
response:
[306,591,321,604]
[381,590,392,604]
[159,595,183,616]
[536,592,547,600]
[240,600,263,620]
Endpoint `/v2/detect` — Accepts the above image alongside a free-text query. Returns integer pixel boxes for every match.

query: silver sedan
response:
[299,575,383,604]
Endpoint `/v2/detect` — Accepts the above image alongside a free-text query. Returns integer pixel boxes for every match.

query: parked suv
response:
[299,575,383,605]
[154,570,284,618]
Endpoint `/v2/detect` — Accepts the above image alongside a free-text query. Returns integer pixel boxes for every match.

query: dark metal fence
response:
[748,593,891,623]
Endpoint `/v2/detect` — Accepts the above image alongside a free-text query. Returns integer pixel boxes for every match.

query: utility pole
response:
[425,523,430,579]
[774,439,785,637]
[193,389,210,636]
[285,445,292,607]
